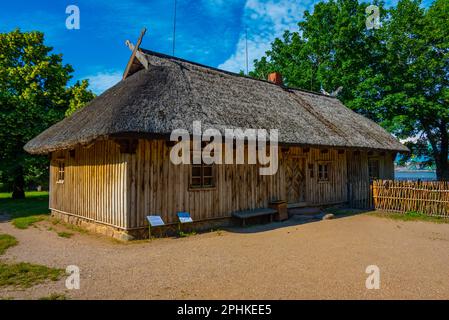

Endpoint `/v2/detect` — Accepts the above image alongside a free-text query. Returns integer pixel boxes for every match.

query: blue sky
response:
[0,0,434,94]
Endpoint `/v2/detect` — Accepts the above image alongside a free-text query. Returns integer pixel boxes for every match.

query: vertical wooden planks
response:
[50,139,398,231]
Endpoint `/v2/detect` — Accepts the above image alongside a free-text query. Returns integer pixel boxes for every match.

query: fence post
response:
[371,180,377,209]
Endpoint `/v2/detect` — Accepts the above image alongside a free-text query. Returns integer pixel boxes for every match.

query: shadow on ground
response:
[0,214,11,223]
[226,208,369,234]
[0,193,49,222]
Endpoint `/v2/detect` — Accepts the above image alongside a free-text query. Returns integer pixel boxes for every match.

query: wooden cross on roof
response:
[123,28,147,80]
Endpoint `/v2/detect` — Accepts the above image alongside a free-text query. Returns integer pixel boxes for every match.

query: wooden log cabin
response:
[24,43,408,240]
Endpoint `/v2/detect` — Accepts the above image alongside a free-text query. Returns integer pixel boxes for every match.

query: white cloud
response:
[218,0,311,73]
[85,70,122,94]
[400,133,424,144]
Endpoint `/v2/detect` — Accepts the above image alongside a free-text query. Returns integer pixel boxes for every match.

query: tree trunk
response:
[435,122,449,181]
[12,165,25,199]
[436,159,449,181]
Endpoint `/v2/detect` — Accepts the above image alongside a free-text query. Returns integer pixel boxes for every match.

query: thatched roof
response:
[24,49,408,154]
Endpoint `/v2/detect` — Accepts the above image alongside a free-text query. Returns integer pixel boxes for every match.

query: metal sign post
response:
[146,215,165,240]
[177,212,193,234]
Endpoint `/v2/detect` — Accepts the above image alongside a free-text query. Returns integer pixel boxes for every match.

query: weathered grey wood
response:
[48,139,396,233]
[123,28,147,80]
[125,40,149,70]
[232,208,277,219]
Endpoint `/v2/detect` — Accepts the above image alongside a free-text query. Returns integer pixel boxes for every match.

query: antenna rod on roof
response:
[245,26,249,75]
[172,0,177,56]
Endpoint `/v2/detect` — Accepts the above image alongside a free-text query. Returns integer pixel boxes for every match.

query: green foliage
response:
[251,0,449,179]
[252,0,387,107]
[65,79,95,117]
[0,234,18,255]
[57,231,74,238]
[178,230,197,238]
[0,262,63,288]
[405,211,431,219]
[39,293,68,300]
[0,29,94,196]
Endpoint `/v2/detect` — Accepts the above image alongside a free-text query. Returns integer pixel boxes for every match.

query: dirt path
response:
[1,213,449,299]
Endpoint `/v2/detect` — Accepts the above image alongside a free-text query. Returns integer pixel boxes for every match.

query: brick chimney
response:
[267,72,283,86]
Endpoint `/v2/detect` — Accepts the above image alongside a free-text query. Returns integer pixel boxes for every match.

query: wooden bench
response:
[232,208,277,226]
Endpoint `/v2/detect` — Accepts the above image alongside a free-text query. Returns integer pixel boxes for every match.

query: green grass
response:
[178,231,197,238]
[39,293,68,300]
[64,222,88,234]
[0,223,64,290]
[370,210,449,224]
[0,234,18,255]
[57,231,74,238]
[49,217,88,234]
[12,215,46,229]
[0,192,49,229]
[0,191,49,217]
[0,262,64,288]
[0,191,48,200]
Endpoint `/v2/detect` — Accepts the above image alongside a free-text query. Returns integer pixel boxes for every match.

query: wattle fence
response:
[371,180,449,218]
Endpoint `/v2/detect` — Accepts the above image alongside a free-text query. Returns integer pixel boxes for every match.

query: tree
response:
[0,29,94,198]
[65,80,95,117]
[251,0,387,117]
[376,0,449,180]
[251,0,449,180]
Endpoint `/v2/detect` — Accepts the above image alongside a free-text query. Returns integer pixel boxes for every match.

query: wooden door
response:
[285,156,305,203]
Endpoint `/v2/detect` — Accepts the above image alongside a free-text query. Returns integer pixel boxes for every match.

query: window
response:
[308,163,314,178]
[57,161,65,183]
[190,163,215,189]
[190,148,215,189]
[368,158,380,180]
[318,163,329,181]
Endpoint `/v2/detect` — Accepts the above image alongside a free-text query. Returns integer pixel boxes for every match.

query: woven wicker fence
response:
[372,180,449,217]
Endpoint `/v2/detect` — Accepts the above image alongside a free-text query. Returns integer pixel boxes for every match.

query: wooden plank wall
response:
[127,140,351,228]
[49,139,396,230]
[301,148,348,205]
[49,140,128,229]
[346,150,394,208]
[127,140,284,227]
[381,153,395,179]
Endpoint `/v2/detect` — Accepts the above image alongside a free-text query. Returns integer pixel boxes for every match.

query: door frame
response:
[285,155,306,204]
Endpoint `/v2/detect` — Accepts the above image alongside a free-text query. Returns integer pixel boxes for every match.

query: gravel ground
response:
[1,213,449,300]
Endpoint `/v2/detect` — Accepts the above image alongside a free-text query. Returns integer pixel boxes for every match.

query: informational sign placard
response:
[146,215,165,227]
[177,212,193,223]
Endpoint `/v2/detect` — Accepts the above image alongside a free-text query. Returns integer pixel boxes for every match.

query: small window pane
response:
[308,164,314,178]
[190,149,215,189]
[368,159,379,180]
[203,166,213,177]
[191,177,202,186]
[203,178,213,187]
[57,161,65,183]
[192,166,201,177]
[318,164,329,181]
